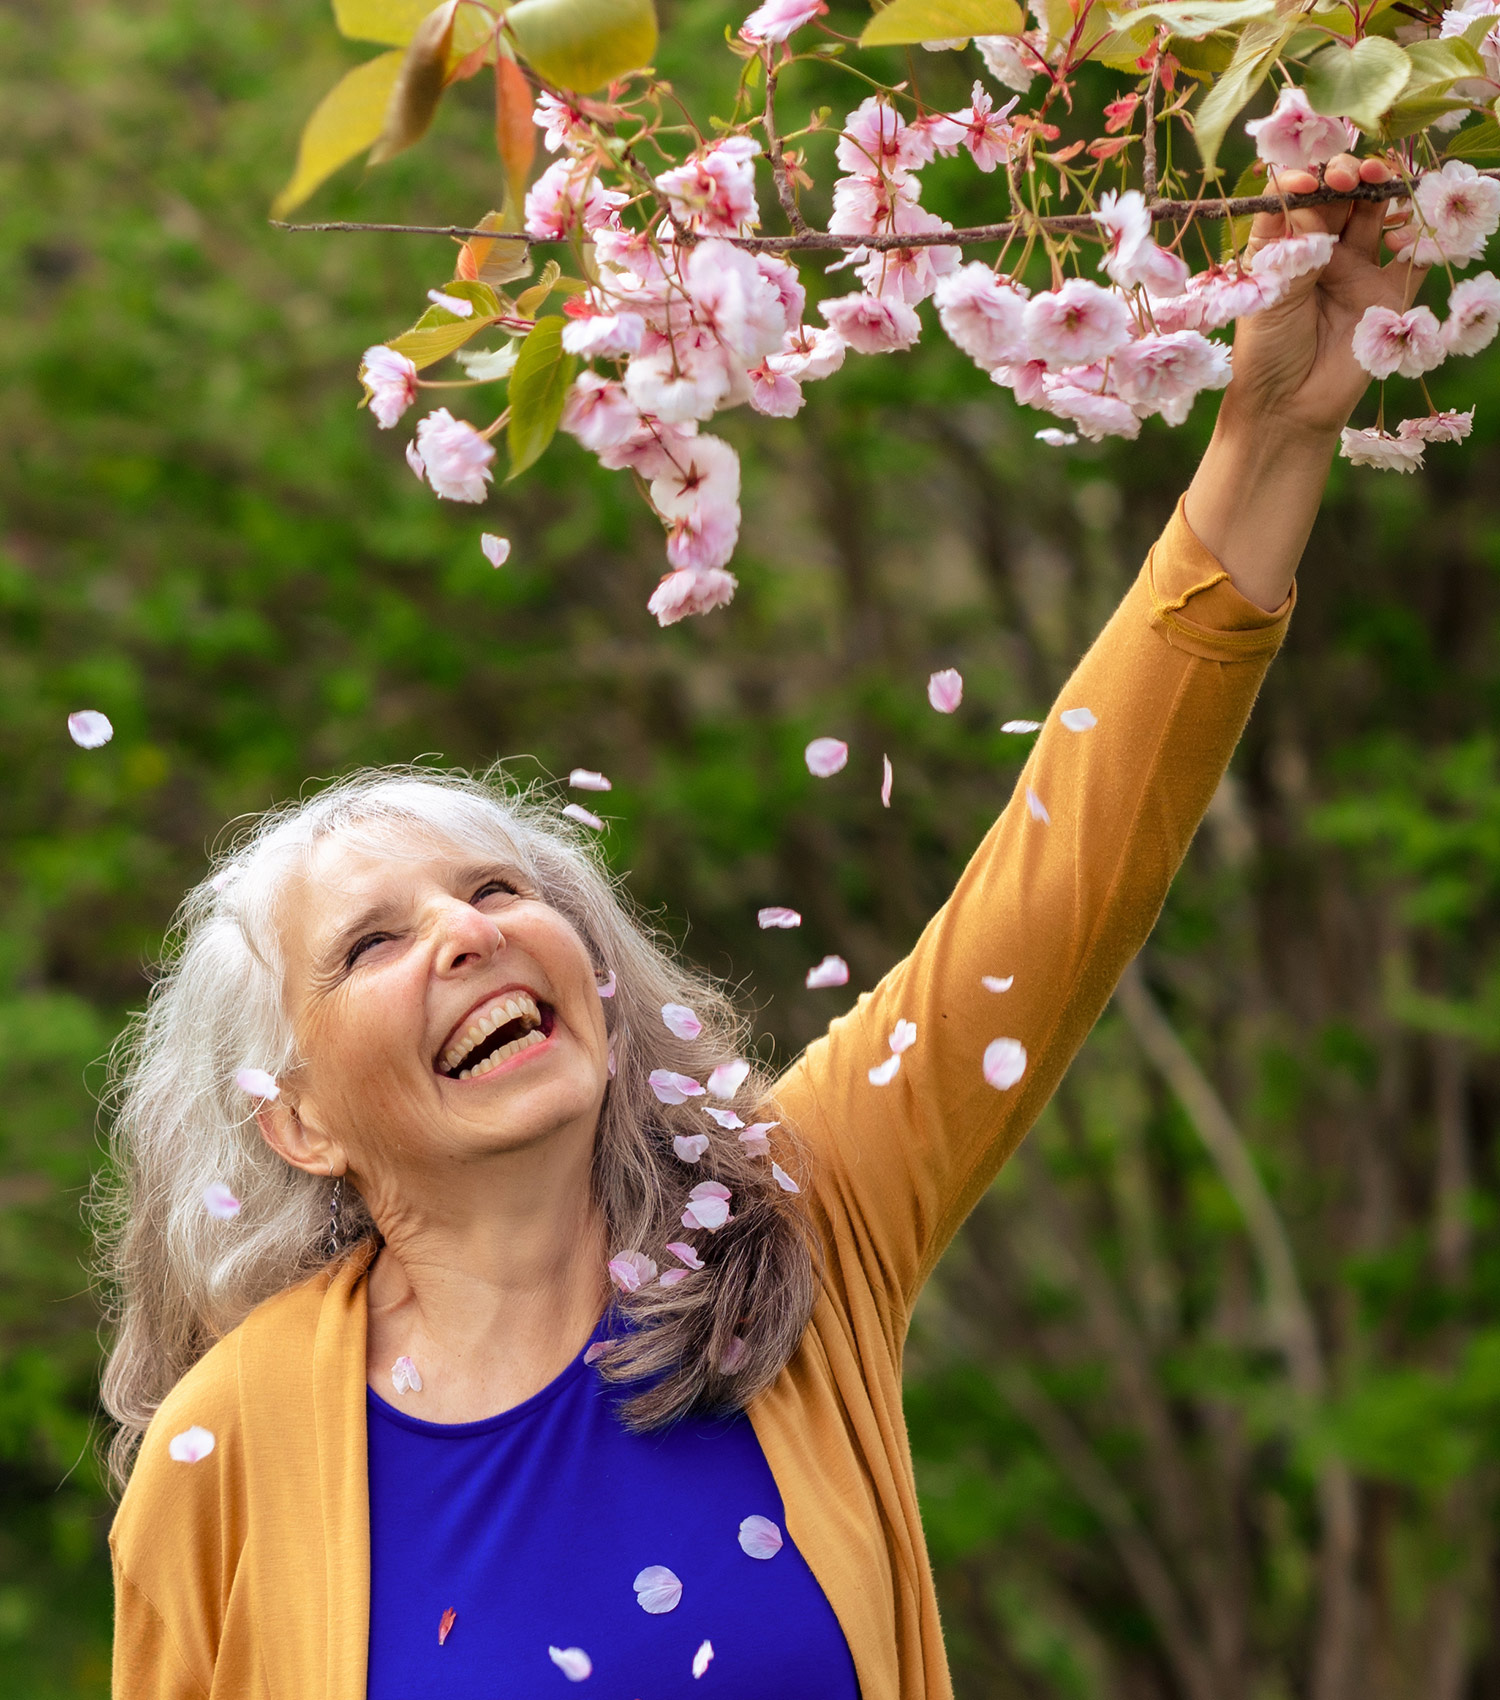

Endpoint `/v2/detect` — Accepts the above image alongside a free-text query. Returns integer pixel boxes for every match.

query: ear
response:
[254,1097,348,1179]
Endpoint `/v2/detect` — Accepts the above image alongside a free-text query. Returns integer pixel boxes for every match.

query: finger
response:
[1342,158,1398,261]
[1245,167,1318,252]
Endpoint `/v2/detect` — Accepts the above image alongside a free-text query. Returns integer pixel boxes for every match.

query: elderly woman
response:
[105,165,1408,1700]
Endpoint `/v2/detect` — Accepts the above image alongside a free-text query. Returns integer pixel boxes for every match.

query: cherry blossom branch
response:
[1141,63,1160,204]
[762,48,812,237]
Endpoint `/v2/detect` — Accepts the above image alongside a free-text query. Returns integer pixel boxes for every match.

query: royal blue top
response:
[365,1318,861,1697]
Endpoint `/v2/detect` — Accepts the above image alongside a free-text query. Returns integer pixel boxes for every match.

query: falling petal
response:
[67,710,113,749]
[666,1240,705,1270]
[721,1335,749,1373]
[633,1564,683,1614]
[1002,719,1042,734]
[649,1069,705,1105]
[570,769,612,791]
[563,803,605,831]
[168,1425,215,1463]
[681,1180,732,1232]
[659,1267,692,1286]
[1025,787,1050,824]
[868,1054,902,1087]
[202,1182,241,1220]
[607,1048,617,1078]
[480,533,511,568]
[662,1002,703,1041]
[693,1640,714,1679]
[608,1250,658,1293]
[771,1161,800,1193]
[705,1106,745,1129]
[1036,428,1079,447]
[983,1037,1028,1090]
[982,975,1014,993]
[1060,706,1098,732]
[673,1133,711,1163]
[234,1067,279,1101]
[881,754,893,808]
[889,1019,917,1054]
[209,863,240,893]
[405,440,425,480]
[391,1354,424,1394]
[583,1340,612,1366]
[548,1646,593,1681]
[707,1058,751,1099]
[738,1514,784,1560]
[428,287,474,317]
[805,737,848,777]
[757,906,802,929]
[805,955,850,990]
[597,969,617,998]
[739,1122,775,1156]
[928,669,963,714]
[438,1608,457,1645]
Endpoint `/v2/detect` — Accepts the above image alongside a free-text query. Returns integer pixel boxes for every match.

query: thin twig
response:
[1141,61,1160,204]
[762,47,811,237]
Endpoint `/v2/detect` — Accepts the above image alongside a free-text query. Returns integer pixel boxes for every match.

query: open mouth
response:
[437,989,555,1080]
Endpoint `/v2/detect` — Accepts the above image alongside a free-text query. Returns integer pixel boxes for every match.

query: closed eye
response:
[345,931,394,970]
[471,878,522,905]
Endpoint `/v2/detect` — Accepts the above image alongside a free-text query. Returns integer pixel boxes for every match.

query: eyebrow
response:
[311,862,528,975]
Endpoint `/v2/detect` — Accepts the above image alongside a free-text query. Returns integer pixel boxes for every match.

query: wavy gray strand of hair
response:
[91,766,820,1493]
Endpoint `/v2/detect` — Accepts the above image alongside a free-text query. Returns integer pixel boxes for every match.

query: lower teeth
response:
[459,1027,543,1079]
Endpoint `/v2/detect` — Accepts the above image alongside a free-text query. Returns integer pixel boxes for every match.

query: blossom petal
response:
[658,1267,692,1286]
[707,1058,751,1098]
[674,1133,711,1162]
[597,969,617,998]
[67,710,113,749]
[757,906,802,929]
[391,1354,424,1394]
[583,1340,611,1365]
[438,1608,456,1645]
[666,1240,706,1269]
[738,1513,784,1559]
[480,533,511,568]
[682,1180,732,1231]
[927,668,964,713]
[1036,429,1078,447]
[649,1069,705,1104]
[633,1564,683,1614]
[405,440,425,480]
[981,974,1014,993]
[693,1639,715,1678]
[806,955,850,990]
[983,1037,1028,1090]
[428,288,474,317]
[202,1182,241,1220]
[881,753,893,808]
[1025,787,1050,823]
[771,1161,800,1193]
[662,1002,704,1041]
[167,1425,215,1463]
[608,1249,658,1292]
[889,1019,918,1054]
[705,1105,745,1129]
[234,1067,279,1101]
[562,803,605,831]
[739,1121,776,1155]
[1060,706,1097,732]
[805,736,849,777]
[569,768,612,791]
[721,1334,749,1372]
[1002,719,1042,734]
[868,1053,902,1086]
[548,1646,593,1681]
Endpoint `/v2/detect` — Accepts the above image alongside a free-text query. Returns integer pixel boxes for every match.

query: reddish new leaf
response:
[495,54,538,206]
[438,1608,457,1645]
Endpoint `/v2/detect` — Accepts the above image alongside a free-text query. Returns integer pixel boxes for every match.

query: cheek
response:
[306,969,429,1104]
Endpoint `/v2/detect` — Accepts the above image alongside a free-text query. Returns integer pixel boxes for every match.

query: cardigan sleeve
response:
[111,1566,212,1700]
[773,499,1292,1329]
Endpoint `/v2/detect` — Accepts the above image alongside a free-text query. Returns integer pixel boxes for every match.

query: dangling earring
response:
[328,1175,344,1257]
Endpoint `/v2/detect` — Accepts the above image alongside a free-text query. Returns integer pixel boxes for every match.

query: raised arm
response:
[775,154,1413,1328]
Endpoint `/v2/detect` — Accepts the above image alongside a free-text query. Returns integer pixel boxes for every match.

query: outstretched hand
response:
[1225,153,1426,439]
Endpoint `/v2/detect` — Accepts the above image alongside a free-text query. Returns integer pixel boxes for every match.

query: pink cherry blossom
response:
[819,291,922,354]
[673,1133,711,1162]
[168,1426,215,1463]
[853,219,961,307]
[977,31,1043,91]
[650,1069,706,1104]
[524,159,626,242]
[562,802,604,830]
[983,1036,1028,1089]
[771,1161,800,1193]
[561,310,646,359]
[1444,272,1500,355]
[560,373,642,454]
[748,362,804,417]
[662,1002,703,1041]
[427,288,472,318]
[769,324,846,383]
[361,346,419,429]
[583,1340,612,1365]
[688,241,791,362]
[705,1106,744,1129]
[1060,706,1097,732]
[1338,427,1426,472]
[202,1183,241,1220]
[682,1180,732,1231]
[597,969,617,997]
[609,1249,659,1292]
[693,1639,715,1678]
[928,668,963,713]
[649,433,742,575]
[1111,331,1232,425]
[1026,786,1050,823]
[982,974,1014,992]
[235,1067,279,1100]
[739,1514,784,1558]
[405,439,425,480]
[534,92,591,155]
[655,139,761,236]
[933,263,1029,370]
[391,1354,424,1394]
[805,737,848,776]
[480,533,510,568]
[889,1019,917,1053]
[830,170,920,237]
[570,768,611,791]
[869,1053,902,1086]
[836,96,931,176]
[758,906,802,929]
[667,1240,706,1269]
[881,753,893,807]
[707,1058,751,1098]
[548,1646,593,1682]
[740,0,827,41]
[1130,242,1191,298]
[1351,305,1446,380]
[1250,232,1336,283]
[1094,189,1151,285]
[1398,409,1474,443]
[721,1335,749,1372]
[739,1122,776,1156]
[1022,280,1132,369]
[1041,380,1141,442]
[941,82,1017,171]
[649,566,739,626]
[1244,87,1348,169]
[1412,160,1500,266]
[414,409,494,503]
[1149,266,1280,335]
[806,954,850,989]
[67,710,113,749]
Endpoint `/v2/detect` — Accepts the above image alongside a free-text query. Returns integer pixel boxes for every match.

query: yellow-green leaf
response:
[1444,114,1500,159]
[272,49,405,217]
[333,0,430,45]
[861,0,1024,47]
[507,316,575,479]
[1403,36,1486,90]
[368,1,459,165]
[1192,17,1291,170]
[1220,158,1265,261]
[1110,0,1272,39]
[389,288,500,369]
[1169,32,1236,75]
[506,0,658,92]
[1303,37,1411,131]
[515,260,563,318]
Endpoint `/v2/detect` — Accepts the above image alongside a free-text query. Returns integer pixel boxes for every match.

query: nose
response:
[430,896,504,977]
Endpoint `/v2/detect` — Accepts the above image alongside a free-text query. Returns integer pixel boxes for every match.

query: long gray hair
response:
[94,767,819,1491]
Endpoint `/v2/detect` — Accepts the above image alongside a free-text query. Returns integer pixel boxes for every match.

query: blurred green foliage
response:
[5,1,1500,1696]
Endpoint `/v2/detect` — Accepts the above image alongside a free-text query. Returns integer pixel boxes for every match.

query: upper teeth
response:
[440,991,541,1074]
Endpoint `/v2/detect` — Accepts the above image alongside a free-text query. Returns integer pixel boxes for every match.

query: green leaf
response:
[506,0,658,92]
[1109,0,1273,39]
[1404,35,1486,87]
[333,0,431,44]
[1220,158,1266,261]
[507,316,575,480]
[1192,17,1291,171]
[1383,93,1473,140]
[388,285,501,370]
[1170,32,1236,75]
[860,0,1025,48]
[368,1,459,165]
[1302,37,1411,131]
[1093,21,1156,68]
[271,49,405,216]
[1445,114,1500,159]
[515,260,563,318]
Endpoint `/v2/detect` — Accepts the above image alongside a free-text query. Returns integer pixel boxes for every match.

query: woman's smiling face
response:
[269,827,610,1189]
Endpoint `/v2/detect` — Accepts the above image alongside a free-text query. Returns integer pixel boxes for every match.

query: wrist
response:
[1213,386,1342,463]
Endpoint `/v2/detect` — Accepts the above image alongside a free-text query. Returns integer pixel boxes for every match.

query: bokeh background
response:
[5,2,1500,1695]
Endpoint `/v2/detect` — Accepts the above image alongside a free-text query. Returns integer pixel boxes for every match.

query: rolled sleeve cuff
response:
[1146,495,1294,662]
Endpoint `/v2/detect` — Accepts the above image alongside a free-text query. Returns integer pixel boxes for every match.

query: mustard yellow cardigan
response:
[110,501,1291,1700]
